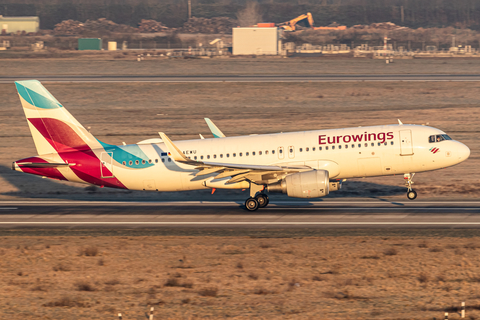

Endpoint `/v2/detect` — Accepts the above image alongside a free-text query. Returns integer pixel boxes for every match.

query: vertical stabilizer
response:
[15,80,100,155]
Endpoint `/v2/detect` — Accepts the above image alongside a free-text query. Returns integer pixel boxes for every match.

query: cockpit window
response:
[429,134,452,143]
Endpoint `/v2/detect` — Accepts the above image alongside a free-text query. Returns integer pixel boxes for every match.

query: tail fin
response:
[15,80,100,155]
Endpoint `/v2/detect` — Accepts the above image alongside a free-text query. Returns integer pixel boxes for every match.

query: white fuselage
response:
[91,124,470,192]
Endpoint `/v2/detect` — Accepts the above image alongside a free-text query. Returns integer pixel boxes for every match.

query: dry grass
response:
[383,247,398,256]
[43,296,90,308]
[0,235,480,319]
[74,280,96,292]
[78,245,99,256]
[198,287,218,297]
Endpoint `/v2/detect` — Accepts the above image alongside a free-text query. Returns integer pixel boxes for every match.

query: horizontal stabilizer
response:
[15,162,73,168]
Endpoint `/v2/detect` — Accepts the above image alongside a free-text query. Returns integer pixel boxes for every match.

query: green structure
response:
[0,15,39,33]
[78,38,103,50]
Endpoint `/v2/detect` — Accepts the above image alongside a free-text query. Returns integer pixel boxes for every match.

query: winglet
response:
[158,132,191,163]
[205,118,226,138]
[398,119,403,125]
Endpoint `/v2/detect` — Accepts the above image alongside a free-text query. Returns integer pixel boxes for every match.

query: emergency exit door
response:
[399,130,413,155]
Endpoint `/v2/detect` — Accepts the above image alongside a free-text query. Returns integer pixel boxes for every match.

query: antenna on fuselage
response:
[398,119,403,125]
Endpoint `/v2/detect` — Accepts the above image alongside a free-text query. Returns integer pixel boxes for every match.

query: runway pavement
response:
[0,200,479,228]
[3,74,480,83]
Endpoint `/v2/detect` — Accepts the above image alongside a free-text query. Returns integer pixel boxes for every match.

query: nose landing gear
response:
[404,173,417,200]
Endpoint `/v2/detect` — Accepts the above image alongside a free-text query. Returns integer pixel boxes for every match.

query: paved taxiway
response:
[3,74,480,83]
[0,200,479,228]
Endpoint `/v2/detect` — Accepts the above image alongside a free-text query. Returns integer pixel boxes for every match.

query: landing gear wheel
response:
[407,189,417,200]
[255,194,269,208]
[245,197,259,211]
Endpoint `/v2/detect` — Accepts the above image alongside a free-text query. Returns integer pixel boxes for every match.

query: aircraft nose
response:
[456,142,470,162]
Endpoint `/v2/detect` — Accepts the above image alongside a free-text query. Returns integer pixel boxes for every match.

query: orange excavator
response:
[277,12,314,31]
[276,12,347,31]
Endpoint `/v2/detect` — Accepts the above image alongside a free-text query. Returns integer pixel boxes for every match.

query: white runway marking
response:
[0,208,18,210]
[0,221,480,225]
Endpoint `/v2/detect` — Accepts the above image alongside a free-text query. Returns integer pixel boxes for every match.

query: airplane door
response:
[100,152,114,178]
[278,147,284,160]
[399,130,414,155]
[288,146,295,159]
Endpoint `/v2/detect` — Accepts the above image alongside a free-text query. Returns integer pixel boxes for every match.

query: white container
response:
[108,41,117,51]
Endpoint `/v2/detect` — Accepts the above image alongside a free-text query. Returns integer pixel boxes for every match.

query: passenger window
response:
[299,148,303,152]
[338,145,342,149]
[312,147,315,151]
[265,150,269,155]
[326,146,329,150]
[122,161,126,165]
[252,152,256,156]
[364,143,368,147]
[227,154,230,158]
[378,142,381,146]
[390,141,394,145]
[246,152,249,156]
[384,142,387,146]
[135,160,139,165]
[358,144,361,148]
[201,155,204,160]
[332,146,335,150]
[345,145,348,149]
[306,147,309,152]
[351,144,355,148]
[289,148,293,153]
[233,153,236,157]
[371,143,374,147]
[168,158,171,162]
[220,154,223,158]
[194,156,197,160]
[207,155,210,159]
[279,149,282,153]
[240,153,243,156]
[214,155,217,159]
[162,158,165,163]
[142,160,146,164]
[319,147,322,151]
[259,151,262,155]
[272,150,275,154]
[155,159,158,163]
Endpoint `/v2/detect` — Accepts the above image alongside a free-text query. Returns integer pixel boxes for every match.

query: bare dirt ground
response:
[0,80,478,201]
[2,56,480,76]
[2,231,480,320]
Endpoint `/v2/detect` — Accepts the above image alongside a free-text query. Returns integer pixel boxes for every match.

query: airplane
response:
[12,80,470,211]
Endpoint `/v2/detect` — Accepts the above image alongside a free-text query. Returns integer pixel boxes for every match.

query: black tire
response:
[245,198,259,211]
[255,194,269,208]
[407,189,417,200]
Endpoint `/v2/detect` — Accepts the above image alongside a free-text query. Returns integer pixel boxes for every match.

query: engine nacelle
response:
[267,170,329,198]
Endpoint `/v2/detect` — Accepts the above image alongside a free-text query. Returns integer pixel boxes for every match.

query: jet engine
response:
[267,170,329,198]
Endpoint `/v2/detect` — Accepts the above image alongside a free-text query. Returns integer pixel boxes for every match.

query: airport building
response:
[232,27,281,55]
[0,15,40,33]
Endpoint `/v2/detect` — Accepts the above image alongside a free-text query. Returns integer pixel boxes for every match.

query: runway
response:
[3,74,480,83]
[0,200,479,228]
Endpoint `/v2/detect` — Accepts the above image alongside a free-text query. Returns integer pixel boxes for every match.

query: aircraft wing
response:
[204,118,226,138]
[159,132,310,184]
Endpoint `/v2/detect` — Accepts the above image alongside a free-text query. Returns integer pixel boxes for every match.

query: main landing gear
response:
[244,183,269,211]
[404,173,417,200]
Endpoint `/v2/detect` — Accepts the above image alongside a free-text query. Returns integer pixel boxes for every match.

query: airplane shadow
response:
[0,165,406,202]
